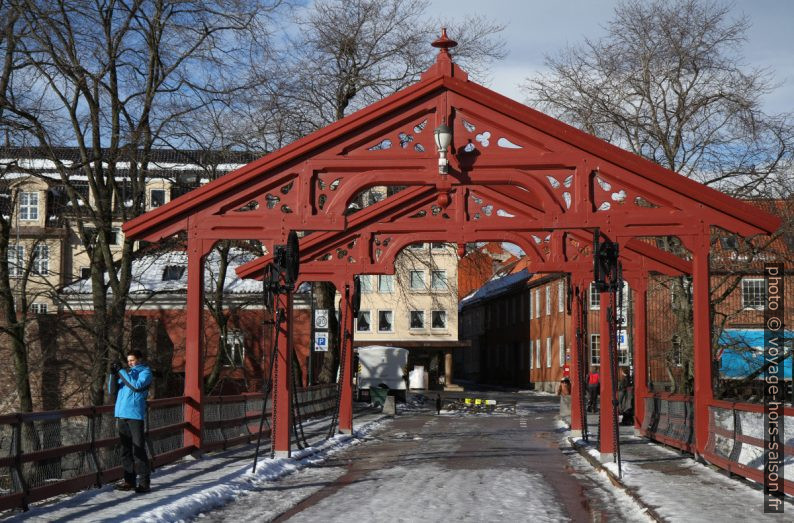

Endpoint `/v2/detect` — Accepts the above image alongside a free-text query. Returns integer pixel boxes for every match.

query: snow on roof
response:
[459,268,531,309]
[62,248,264,296]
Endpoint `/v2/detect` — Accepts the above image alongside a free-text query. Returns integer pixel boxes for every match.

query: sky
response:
[423,0,794,115]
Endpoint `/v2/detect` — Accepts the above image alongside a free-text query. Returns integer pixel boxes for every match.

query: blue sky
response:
[424,0,794,115]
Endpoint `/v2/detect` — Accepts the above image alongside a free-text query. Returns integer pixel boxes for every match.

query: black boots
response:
[135,476,151,493]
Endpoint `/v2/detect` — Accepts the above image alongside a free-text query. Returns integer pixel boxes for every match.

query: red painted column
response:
[691,233,713,456]
[569,279,585,436]
[599,289,617,459]
[184,232,209,451]
[632,276,648,432]
[272,291,293,457]
[338,283,355,434]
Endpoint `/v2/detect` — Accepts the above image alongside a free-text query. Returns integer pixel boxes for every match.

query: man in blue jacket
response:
[109,349,152,493]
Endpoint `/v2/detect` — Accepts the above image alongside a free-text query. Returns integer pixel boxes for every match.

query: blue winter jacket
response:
[109,364,152,420]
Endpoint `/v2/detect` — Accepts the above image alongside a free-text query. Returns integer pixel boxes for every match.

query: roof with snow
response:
[459,268,531,309]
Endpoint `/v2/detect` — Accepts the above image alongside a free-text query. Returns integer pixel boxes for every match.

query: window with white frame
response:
[7,244,24,277]
[378,275,394,293]
[559,334,565,367]
[558,280,565,313]
[359,275,373,293]
[222,330,245,367]
[431,270,447,291]
[409,310,424,329]
[590,334,600,365]
[150,189,166,208]
[589,283,600,310]
[741,278,765,310]
[529,342,534,369]
[30,303,48,314]
[80,266,91,279]
[534,289,540,319]
[546,337,552,368]
[32,244,49,275]
[378,310,393,332]
[407,242,426,250]
[431,242,445,250]
[431,310,447,329]
[356,310,371,332]
[409,270,425,291]
[19,191,39,220]
[535,339,541,368]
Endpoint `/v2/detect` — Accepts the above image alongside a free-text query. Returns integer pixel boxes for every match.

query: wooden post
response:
[599,289,617,460]
[338,283,355,434]
[631,276,648,433]
[184,231,209,452]
[691,232,713,456]
[272,291,293,457]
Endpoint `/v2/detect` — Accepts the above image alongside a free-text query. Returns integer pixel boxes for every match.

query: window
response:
[162,265,186,281]
[30,303,48,314]
[431,310,447,329]
[534,289,540,319]
[589,283,600,310]
[359,275,372,293]
[558,280,565,313]
[431,242,445,250]
[741,278,765,310]
[80,267,91,279]
[431,270,447,291]
[222,330,245,367]
[378,310,393,332]
[19,191,39,220]
[378,275,394,293]
[110,228,120,245]
[7,244,24,277]
[618,331,631,366]
[410,310,425,329]
[559,334,565,367]
[545,285,551,316]
[719,236,739,251]
[407,242,426,250]
[150,189,166,208]
[535,339,541,368]
[409,270,425,291]
[529,342,534,369]
[590,334,600,366]
[546,337,552,368]
[671,335,682,366]
[356,310,371,332]
[33,244,48,275]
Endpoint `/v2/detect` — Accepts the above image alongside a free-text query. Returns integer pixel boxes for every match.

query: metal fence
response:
[0,383,338,513]
[640,393,694,453]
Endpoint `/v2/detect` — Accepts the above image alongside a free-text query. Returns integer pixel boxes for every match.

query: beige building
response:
[353,241,466,389]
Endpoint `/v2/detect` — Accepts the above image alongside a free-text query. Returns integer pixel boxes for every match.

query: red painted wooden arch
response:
[123,36,780,459]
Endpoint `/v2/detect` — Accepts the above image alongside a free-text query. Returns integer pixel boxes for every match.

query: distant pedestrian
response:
[108,349,152,493]
[436,394,442,415]
[587,370,600,413]
[618,368,634,425]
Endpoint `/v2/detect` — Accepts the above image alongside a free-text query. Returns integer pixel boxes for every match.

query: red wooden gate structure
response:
[123,32,781,465]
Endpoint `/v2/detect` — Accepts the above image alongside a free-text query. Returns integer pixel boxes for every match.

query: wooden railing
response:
[0,383,338,513]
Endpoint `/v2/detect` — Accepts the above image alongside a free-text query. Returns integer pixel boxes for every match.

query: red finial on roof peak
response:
[431,27,457,56]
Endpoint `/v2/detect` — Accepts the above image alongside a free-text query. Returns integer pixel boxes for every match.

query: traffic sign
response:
[315,309,329,330]
[314,332,329,352]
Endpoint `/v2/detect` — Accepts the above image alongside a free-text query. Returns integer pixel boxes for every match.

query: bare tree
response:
[523,0,792,196]
[0,0,283,406]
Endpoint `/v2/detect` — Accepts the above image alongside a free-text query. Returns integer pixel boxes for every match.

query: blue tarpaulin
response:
[717,329,793,379]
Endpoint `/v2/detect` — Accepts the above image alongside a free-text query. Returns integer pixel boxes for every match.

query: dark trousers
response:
[587,384,600,412]
[118,418,149,485]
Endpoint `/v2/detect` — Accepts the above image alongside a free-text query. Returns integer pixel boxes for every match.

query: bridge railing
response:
[703,399,794,496]
[639,393,794,496]
[0,383,338,513]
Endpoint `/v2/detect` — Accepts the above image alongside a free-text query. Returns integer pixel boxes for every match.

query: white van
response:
[355,345,408,393]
